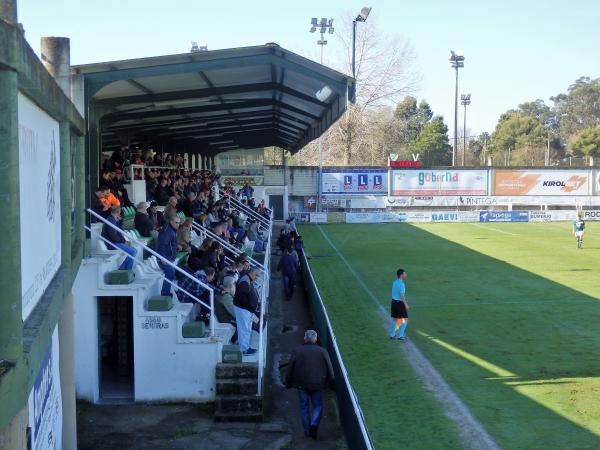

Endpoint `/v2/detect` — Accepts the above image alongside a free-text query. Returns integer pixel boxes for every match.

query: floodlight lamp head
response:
[311,17,318,25]
[310,26,316,33]
[315,85,333,102]
[320,17,327,25]
[328,18,334,26]
[356,6,371,22]
[328,27,334,34]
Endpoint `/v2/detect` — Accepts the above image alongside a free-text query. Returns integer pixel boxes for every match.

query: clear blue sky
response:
[18,0,600,137]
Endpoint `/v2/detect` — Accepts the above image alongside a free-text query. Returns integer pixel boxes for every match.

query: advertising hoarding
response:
[19,93,62,321]
[494,170,589,196]
[480,211,529,222]
[346,212,407,223]
[386,195,600,207]
[583,210,600,221]
[390,170,488,196]
[28,326,62,450]
[322,169,388,195]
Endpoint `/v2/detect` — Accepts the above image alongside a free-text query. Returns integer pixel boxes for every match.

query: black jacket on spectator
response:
[134,212,154,238]
[233,274,259,313]
[154,185,170,206]
[91,196,110,219]
[101,215,126,248]
[285,343,335,391]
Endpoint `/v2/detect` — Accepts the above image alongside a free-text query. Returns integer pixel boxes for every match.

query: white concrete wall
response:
[73,252,228,404]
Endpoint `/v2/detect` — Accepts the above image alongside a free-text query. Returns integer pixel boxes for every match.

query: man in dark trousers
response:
[101,206,137,270]
[277,247,298,299]
[156,214,181,296]
[285,329,335,440]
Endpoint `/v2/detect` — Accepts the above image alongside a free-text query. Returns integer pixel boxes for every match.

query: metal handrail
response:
[87,208,215,336]
[256,222,272,396]
[221,189,270,227]
[191,221,264,269]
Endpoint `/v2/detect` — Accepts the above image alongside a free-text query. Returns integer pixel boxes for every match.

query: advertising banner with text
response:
[387,195,600,207]
[494,170,590,196]
[19,93,62,321]
[28,326,62,450]
[322,169,388,195]
[346,212,407,223]
[390,170,488,196]
[480,211,529,222]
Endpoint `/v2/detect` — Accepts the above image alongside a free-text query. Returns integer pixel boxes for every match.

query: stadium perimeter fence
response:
[300,252,374,450]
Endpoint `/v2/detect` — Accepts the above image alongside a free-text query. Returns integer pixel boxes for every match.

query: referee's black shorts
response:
[391,299,408,319]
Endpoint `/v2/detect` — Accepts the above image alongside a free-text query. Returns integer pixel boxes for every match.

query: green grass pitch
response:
[300,221,600,450]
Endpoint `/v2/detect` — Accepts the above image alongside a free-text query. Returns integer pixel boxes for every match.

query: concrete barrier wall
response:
[300,252,374,450]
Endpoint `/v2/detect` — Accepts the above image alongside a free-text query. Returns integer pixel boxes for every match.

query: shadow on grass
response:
[313,223,600,450]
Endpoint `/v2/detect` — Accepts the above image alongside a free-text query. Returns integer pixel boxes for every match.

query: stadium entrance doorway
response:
[98,296,134,402]
[269,194,284,220]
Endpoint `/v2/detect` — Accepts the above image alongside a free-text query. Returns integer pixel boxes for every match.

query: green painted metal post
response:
[0,68,23,361]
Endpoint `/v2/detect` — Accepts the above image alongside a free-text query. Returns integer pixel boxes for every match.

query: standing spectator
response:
[215,276,236,324]
[277,248,298,300]
[156,215,181,297]
[176,219,194,254]
[285,329,335,440]
[389,269,409,341]
[101,206,137,270]
[233,268,261,355]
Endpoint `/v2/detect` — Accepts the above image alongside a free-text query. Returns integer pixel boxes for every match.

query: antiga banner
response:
[390,170,488,196]
[322,169,388,195]
[494,170,590,196]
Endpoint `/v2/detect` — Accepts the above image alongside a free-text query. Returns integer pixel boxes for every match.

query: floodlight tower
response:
[350,7,371,103]
[310,17,334,64]
[460,94,471,166]
[310,17,334,212]
[449,50,465,166]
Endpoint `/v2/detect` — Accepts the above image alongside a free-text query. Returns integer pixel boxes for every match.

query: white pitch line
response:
[316,225,501,450]
[469,222,519,236]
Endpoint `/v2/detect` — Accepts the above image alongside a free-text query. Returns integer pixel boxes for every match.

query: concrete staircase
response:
[214,363,263,422]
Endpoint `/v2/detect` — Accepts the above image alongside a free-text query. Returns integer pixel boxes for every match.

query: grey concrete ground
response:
[77,242,347,450]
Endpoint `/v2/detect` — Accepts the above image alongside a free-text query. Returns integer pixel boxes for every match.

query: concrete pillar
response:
[0,404,28,450]
[210,155,215,171]
[0,69,22,361]
[41,37,71,98]
[58,293,77,450]
[0,0,18,24]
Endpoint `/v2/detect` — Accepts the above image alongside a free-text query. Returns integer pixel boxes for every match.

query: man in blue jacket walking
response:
[277,248,298,300]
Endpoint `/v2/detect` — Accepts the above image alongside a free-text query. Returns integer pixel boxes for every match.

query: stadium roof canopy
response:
[73,43,354,155]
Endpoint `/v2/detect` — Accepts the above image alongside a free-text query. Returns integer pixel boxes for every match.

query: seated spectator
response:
[134,201,157,239]
[146,201,164,231]
[200,241,224,273]
[101,206,137,270]
[215,276,236,324]
[233,267,262,355]
[163,196,179,222]
[177,258,216,321]
[247,220,267,253]
[177,219,194,254]
[153,178,171,206]
[92,186,111,219]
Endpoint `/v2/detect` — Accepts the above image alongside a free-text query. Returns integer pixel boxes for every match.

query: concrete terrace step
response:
[213,410,264,423]
[215,363,258,379]
[215,394,263,415]
[216,378,258,395]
